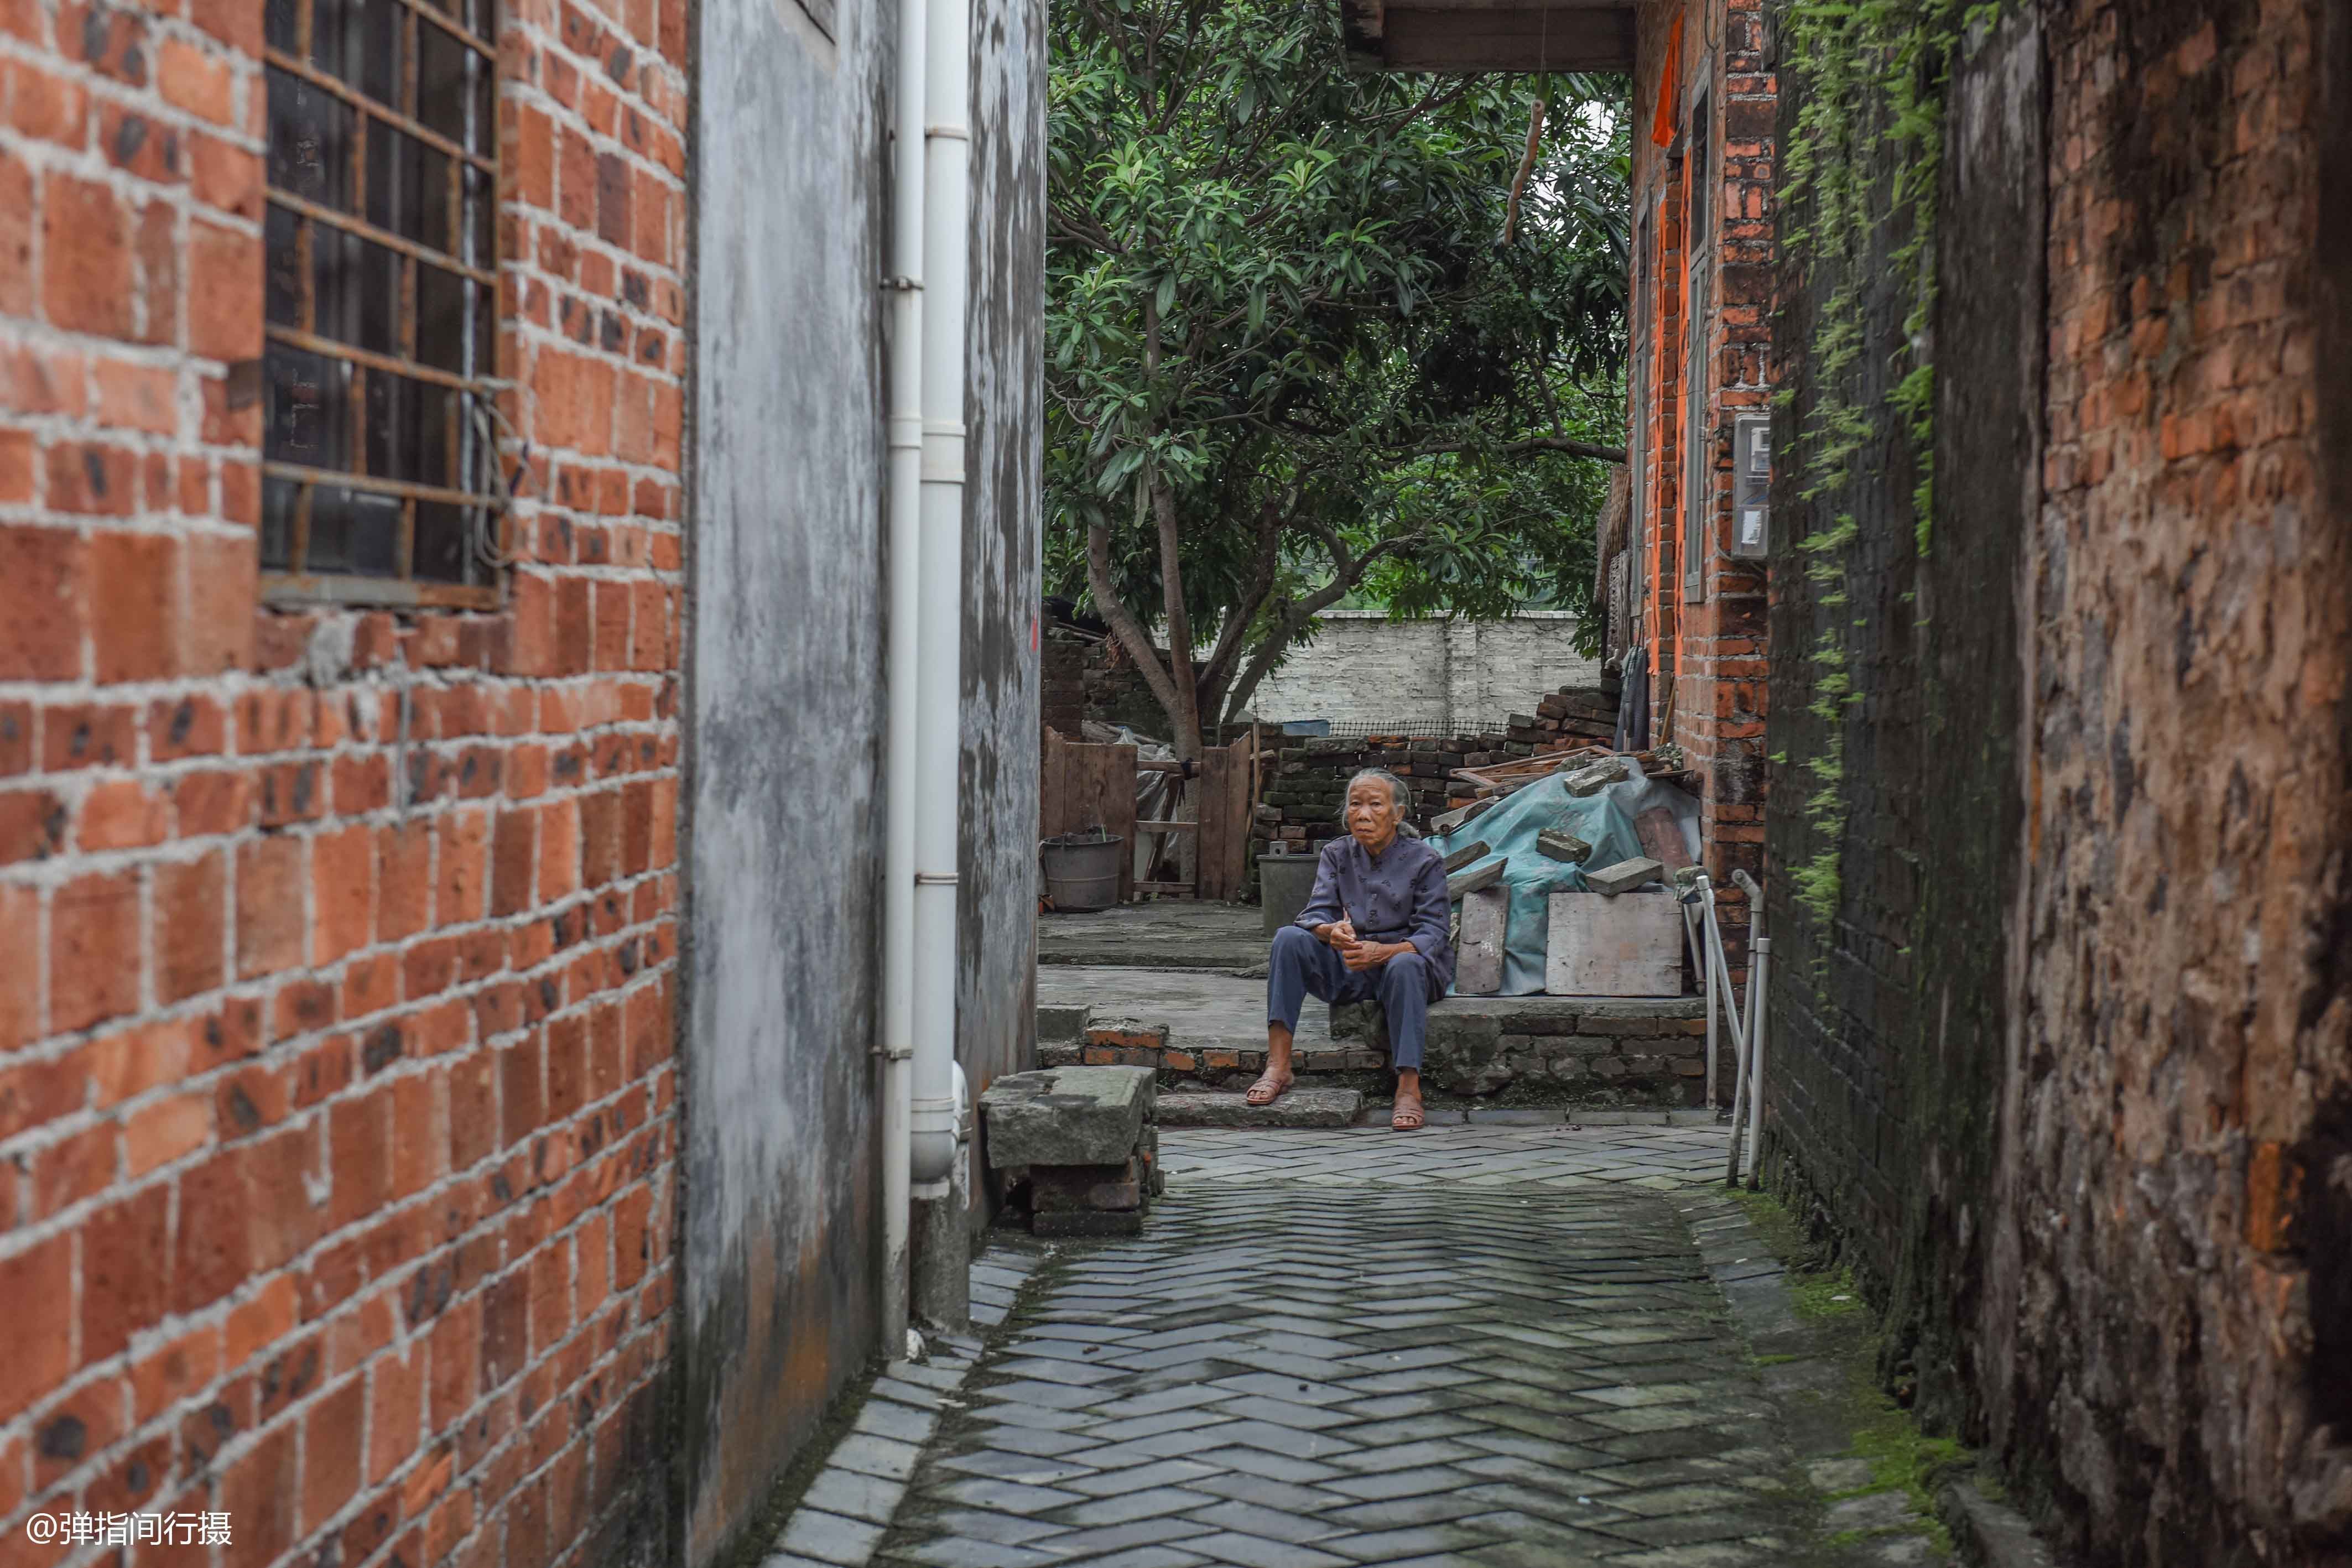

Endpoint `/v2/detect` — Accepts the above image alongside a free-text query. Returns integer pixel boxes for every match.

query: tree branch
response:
[1219,532,1428,726]
[1086,519,1188,725]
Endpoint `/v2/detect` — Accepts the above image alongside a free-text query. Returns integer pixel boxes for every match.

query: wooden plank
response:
[1195,742,1251,902]
[1456,887,1507,995]
[1545,890,1684,996]
[1048,741,1138,903]
[1634,807,1694,869]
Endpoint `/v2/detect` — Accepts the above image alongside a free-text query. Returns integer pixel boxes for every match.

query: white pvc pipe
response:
[909,0,971,1186]
[878,0,928,1349]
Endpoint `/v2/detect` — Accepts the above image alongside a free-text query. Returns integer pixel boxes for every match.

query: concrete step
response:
[1159,1088,1362,1128]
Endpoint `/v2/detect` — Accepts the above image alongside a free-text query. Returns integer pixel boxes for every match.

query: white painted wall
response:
[1243,611,1598,734]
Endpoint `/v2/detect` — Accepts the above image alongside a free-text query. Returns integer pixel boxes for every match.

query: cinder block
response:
[1440,838,1491,873]
[1584,856,1663,895]
[1031,1158,1143,1213]
[1537,829,1593,864]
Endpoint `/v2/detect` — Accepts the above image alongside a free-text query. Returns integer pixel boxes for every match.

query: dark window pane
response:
[268,67,352,210]
[416,263,465,373]
[415,143,454,256]
[305,485,356,573]
[358,237,401,355]
[309,0,400,97]
[351,493,402,576]
[473,278,497,378]
[365,121,425,238]
[366,373,455,486]
[418,24,473,146]
[266,206,302,327]
[261,476,300,570]
[311,225,361,342]
[265,346,350,472]
[413,501,472,584]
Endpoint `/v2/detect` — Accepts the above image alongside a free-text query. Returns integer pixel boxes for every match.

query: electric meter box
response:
[1730,412,1771,560]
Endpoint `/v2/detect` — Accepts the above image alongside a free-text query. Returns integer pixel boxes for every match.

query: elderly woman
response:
[1252,768,1454,1131]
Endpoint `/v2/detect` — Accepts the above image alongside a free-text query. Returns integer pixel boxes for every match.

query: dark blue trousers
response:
[1266,924,1436,1071]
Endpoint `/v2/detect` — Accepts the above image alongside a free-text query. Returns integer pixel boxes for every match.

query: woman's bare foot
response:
[1246,1069,1293,1107]
[1390,1088,1424,1131]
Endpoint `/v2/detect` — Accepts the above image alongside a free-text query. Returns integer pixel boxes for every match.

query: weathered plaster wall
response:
[681,0,888,1559]
[958,0,1047,1140]
[1243,613,1597,734]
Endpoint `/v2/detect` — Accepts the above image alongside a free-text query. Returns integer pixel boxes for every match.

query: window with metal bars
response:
[261,0,503,608]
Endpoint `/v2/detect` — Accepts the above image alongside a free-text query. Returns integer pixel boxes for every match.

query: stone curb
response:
[1939,1475,2067,1568]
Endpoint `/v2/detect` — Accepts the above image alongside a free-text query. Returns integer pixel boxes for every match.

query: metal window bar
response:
[262,0,503,608]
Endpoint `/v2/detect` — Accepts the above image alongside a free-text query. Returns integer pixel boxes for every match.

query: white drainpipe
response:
[909,0,970,1189]
[877,0,928,1350]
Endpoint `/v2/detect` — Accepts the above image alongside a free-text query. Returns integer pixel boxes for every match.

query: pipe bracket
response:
[914,872,959,885]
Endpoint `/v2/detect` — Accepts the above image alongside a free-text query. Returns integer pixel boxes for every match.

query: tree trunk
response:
[1151,480,1203,759]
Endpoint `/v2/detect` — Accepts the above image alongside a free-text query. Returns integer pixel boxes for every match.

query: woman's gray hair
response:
[1343,768,1411,816]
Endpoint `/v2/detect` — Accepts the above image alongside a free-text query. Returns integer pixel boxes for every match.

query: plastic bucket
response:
[1040,832,1125,911]
[1260,852,1322,937]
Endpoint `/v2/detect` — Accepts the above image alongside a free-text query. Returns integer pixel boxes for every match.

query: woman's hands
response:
[1313,919,1406,972]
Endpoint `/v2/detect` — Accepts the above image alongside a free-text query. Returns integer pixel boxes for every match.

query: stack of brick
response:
[1040,632,1087,738]
[978,1065,1164,1237]
[1255,734,1479,856]
[1511,680,1622,750]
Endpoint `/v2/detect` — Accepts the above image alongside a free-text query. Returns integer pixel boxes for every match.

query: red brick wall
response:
[1627,0,1776,965]
[1991,0,2352,1556]
[0,0,688,1561]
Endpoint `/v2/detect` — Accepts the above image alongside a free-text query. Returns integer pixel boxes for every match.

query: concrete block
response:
[1032,1210,1144,1238]
[1156,1088,1362,1128]
[1456,887,1507,994]
[1565,756,1630,796]
[980,1066,1156,1169]
[1031,1158,1143,1213]
[1446,857,1506,899]
[1537,829,1593,864]
[1440,839,1492,873]
[1036,1002,1091,1040]
[1584,855,1664,895]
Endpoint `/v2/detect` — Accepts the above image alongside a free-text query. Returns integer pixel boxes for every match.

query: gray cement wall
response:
[1243,612,1597,734]
[679,0,1043,1558]
[680,0,890,1560]
[958,0,1045,1154]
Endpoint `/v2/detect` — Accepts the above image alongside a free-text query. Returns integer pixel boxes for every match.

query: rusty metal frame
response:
[261,0,503,607]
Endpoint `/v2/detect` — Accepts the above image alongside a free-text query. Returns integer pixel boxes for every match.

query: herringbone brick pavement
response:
[867,1178,1802,1567]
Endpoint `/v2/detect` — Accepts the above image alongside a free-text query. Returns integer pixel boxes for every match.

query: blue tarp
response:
[1428,772,1701,996]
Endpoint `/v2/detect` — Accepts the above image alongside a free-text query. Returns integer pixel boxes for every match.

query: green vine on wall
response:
[1772,0,1996,930]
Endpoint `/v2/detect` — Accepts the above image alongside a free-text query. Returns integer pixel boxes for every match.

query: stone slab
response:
[1037,1002,1091,1040]
[1439,839,1492,874]
[1157,1089,1363,1128]
[982,1066,1157,1169]
[1584,855,1664,895]
[1445,857,1506,899]
[1564,757,1629,796]
[1546,891,1683,997]
[1455,887,1506,995]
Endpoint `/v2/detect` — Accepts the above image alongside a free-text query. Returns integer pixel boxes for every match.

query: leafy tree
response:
[1047,0,1630,757]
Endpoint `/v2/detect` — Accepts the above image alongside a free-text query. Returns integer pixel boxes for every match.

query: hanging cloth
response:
[1649,14,1684,149]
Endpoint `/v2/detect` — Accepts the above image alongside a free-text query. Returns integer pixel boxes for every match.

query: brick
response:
[0,527,89,680]
[41,173,136,338]
[82,1182,170,1362]
[236,834,304,977]
[51,869,141,1032]
[89,531,178,681]
[0,150,28,312]
[311,824,373,965]
[492,808,537,916]
[154,849,227,1002]
[189,218,261,361]
[157,35,235,123]
[125,1091,213,1176]
[0,1233,72,1418]
[78,778,172,851]
[218,1421,298,1568]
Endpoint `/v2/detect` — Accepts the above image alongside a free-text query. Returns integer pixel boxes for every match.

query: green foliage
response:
[1777,0,1989,934]
[1045,0,1632,747]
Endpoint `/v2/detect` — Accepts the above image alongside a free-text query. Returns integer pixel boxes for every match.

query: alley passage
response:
[871,1128,1803,1568]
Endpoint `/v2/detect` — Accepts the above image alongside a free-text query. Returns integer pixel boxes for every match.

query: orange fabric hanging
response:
[1650,13,1684,148]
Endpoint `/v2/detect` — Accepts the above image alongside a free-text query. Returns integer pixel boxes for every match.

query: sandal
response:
[1391,1095,1424,1132]
[1245,1071,1292,1107]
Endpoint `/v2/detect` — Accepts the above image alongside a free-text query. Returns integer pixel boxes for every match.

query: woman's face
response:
[1345,778,1401,850]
